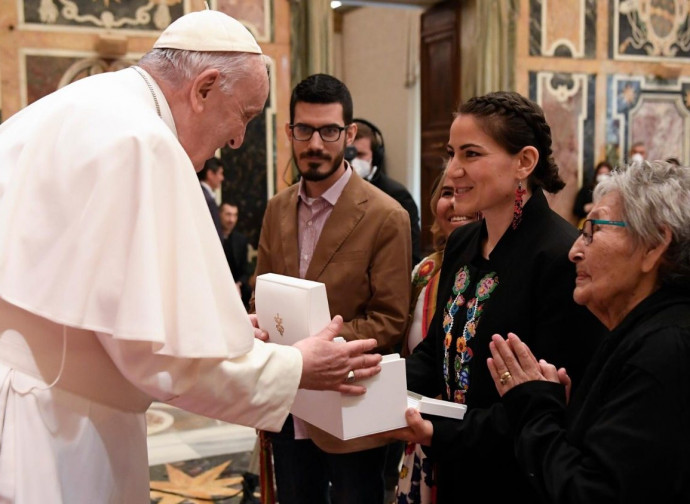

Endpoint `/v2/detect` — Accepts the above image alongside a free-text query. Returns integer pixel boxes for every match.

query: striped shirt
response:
[297,166,352,278]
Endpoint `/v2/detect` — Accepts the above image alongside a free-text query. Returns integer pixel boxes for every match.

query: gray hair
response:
[138,49,266,94]
[593,160,690,290]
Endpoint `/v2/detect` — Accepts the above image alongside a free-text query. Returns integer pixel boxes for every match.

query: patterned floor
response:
[147,403,260,504]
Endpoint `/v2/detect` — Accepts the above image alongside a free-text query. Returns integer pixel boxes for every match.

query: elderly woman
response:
[485,160,690,502]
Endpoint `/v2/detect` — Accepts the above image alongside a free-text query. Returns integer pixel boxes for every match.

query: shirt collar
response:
[200,181,213,195]
[298,164,352,206]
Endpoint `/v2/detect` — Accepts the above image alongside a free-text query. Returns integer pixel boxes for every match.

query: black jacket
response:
[368,169,421,265]
[223,230,251,309]
[504,287,690,503]
[201,183,222,238]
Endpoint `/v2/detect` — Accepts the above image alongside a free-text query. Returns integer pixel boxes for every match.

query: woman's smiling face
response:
[445,114,523,222]
[436,174,478,238]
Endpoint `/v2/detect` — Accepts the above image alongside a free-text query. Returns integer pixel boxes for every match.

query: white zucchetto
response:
[153,10,262,54]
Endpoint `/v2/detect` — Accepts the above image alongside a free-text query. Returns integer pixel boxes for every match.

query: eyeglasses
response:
[289,123,348,142]
[578,219,627,246]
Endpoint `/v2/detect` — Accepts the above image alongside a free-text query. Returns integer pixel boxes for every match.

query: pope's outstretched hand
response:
[294,315,382,394]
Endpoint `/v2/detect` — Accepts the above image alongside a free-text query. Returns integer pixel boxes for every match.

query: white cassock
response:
[0,67,302,503]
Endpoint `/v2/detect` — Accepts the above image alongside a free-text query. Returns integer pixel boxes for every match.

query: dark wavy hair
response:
[289,74,353,125]
[457,91,564,193]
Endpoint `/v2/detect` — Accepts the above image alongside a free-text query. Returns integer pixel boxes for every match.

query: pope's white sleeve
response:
[96,332,302,432]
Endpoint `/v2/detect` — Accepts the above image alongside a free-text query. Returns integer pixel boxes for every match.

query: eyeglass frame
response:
[578,219,627,246]
[289,123,350,143]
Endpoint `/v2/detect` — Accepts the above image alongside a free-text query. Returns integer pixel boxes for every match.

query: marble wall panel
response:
[214,0,270,42]
[611,0,690,61]
[20,0,268,39]
[11,0,280,247]
[220,113,268,253]
[220,60,277,252]
[530,0,596,58]
[530,71,596,221]
[24,51,135,105]
[606,75,690,164]
[22,0,185,32]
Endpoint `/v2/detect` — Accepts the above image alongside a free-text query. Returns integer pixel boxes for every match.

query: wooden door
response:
[419,0,461,254]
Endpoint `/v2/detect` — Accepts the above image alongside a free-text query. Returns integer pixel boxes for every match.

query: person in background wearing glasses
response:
[250,73,412,504]
[384,91,605,503]
[480,160,690,502]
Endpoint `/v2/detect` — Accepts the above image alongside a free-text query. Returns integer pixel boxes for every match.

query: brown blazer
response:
[252,171,412,353]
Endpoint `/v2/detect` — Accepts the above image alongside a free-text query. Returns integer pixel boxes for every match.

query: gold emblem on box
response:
[274,313,284,336]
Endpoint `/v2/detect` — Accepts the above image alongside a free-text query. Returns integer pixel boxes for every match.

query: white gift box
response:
[254,273,465,440]
[254,273,331,345]
[407,391,466,420]
[291,353,409,439]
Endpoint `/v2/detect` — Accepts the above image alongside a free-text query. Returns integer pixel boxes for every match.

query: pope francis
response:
[0,9,382,503]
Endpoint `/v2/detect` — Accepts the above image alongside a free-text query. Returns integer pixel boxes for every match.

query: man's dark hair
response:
[289,74,353,125]
[198,157,224,181]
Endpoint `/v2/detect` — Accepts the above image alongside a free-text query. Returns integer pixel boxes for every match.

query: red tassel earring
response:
[511,181,526,229]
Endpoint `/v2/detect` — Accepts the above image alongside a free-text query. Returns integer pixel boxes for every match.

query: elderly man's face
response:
[184,57,269,170]
[568,192,646,329]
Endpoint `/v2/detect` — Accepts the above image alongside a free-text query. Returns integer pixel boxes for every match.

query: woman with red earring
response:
[386,91,606,503]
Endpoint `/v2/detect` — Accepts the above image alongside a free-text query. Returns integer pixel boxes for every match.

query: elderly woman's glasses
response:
[578,219,627,246]
[289,123,348,142]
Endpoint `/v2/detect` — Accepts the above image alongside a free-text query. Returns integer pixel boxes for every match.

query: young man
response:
[252,74,412,504]
[0,12,382,502]
[352,118,422,266]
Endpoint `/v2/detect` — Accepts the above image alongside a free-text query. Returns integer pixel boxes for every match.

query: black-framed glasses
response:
[578,219,627,246]
[289,123,348,142]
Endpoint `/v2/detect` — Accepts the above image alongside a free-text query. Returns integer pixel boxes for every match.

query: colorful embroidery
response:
[443,268,498,403]
[412,257,438,288]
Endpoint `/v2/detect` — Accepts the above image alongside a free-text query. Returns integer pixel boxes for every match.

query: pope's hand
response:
[294,315,382,394]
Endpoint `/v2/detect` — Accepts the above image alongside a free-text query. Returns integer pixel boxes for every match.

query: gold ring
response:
[499,371,512,385]
[345,370,356,384]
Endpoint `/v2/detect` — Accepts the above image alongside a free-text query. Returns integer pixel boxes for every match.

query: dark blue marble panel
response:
[23,0,184,30]
[220,112,269,251]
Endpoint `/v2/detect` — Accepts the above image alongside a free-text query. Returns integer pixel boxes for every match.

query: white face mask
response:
[595,173,610,184]
[631,153,644,164]
[351,157,373,179]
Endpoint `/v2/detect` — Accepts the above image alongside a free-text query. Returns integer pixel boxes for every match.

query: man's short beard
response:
[295,150,344,182]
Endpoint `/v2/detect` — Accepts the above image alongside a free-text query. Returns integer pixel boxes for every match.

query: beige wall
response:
[335,6,423,205]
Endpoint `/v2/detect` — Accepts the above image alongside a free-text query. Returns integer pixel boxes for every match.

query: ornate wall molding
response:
[606,75,690,163]
[612,0,690,61]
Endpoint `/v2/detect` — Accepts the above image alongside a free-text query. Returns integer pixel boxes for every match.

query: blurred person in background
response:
[350,118,422,266]
[199,157,225,238]
[221,200,251,309]
[573,160,613,226]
